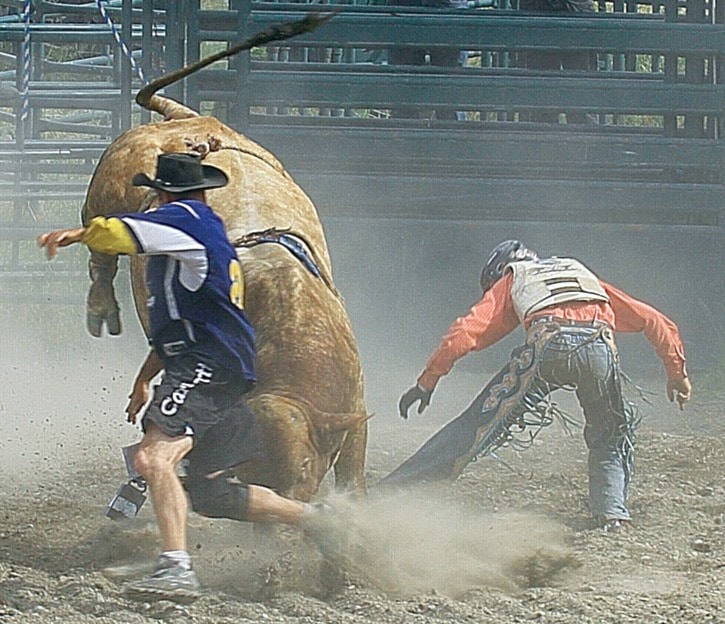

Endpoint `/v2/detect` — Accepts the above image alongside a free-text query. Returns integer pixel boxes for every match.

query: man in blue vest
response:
[38,153,322,602]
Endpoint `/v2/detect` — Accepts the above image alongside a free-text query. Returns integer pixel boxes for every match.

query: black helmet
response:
[479,239,538,293]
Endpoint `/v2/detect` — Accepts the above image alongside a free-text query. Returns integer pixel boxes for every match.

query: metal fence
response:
[0,0,722,302]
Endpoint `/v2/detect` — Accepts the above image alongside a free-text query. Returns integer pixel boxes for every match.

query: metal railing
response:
[0,0,722,303]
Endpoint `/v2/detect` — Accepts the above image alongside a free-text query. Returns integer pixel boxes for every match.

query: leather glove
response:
[667,377,692,411]
[399,384,433,419]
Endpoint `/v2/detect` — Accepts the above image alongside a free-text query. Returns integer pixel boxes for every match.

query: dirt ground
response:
[1,317,723,624]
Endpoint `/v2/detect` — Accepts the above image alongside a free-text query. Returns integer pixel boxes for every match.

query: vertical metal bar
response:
[10,157,21,271]
[231,0,251,131]
[683,0,706,137]
[704,0,722,138]
[140,0,154,124]
[717,0,724,137]
[164,0,186,103]
[111,41,121,136]
[661,0,678,135]
[30,27,41,140]
[119,0,133,132]
[186,0,201,113]
[14,40,26,148]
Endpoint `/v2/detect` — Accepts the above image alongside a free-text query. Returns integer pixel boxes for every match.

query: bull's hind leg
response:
[333,420,367,496]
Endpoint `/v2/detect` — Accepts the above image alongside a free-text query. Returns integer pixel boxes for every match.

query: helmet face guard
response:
[480,240,538,293]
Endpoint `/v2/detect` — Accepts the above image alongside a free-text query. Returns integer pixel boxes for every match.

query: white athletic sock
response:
[161,550,192,570]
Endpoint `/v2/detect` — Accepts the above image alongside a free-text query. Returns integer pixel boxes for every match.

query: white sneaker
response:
[123,556,201,603]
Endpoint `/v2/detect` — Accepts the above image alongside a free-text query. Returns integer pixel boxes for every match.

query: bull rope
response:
[95,0,148,85]
[233,227,340,298]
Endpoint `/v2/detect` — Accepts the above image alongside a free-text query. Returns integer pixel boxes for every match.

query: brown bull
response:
[81,14,367,501]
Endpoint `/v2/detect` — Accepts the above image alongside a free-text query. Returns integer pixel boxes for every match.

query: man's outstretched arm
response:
[603,281,691,409]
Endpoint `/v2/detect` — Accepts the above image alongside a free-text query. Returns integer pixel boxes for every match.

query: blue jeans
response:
[536,326,635,521]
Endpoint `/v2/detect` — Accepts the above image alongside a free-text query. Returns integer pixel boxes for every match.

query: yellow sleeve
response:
[81,216,138,255]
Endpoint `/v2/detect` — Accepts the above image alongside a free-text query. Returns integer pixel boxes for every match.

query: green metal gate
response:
[0,0,722,304]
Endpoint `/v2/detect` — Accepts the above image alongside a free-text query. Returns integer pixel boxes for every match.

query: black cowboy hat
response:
[132,153,228,193]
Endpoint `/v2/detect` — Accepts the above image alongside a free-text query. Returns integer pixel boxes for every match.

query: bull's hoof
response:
[86,310,121,337]
[106,311,122,335]
[86,312,104,337]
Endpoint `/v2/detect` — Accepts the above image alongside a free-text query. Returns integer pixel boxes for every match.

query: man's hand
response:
[126,379,150,425]
[37,227,86,260]
[667,377,692,411]
[399,384,433,419]
[126,349,163,424]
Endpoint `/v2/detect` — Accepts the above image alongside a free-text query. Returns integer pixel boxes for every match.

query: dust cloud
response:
[308,488,577,597]
[1,296,148,494]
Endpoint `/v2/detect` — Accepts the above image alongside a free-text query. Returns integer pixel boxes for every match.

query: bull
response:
[82,14,368,501]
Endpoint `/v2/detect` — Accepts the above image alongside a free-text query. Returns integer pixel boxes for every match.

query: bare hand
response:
[126,380,150,425]
[667,377,692,411]
[37,227,86,260]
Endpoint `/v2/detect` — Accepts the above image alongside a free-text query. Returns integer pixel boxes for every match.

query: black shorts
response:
[142,354,266,475]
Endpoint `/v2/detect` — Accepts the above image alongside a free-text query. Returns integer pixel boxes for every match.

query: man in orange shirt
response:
[385,240,691,530]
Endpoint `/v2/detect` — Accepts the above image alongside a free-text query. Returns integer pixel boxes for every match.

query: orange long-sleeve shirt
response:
[417,271,687,391]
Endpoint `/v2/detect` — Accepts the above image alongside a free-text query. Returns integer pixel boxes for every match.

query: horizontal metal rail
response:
[196,68,725,115]
[217,9,725,54]
[0,22,132,43]
[0,5,720,207]
[248,124,724,176]
[299,172,722,225]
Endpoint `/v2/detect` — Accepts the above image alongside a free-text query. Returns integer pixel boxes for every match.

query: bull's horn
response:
[136,11,337,111]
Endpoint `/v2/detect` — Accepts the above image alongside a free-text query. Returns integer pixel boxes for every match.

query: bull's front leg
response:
[87,250,122,337]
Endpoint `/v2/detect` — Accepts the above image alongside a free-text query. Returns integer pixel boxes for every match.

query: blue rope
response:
[20,0,31,121]
[96,0,148,85]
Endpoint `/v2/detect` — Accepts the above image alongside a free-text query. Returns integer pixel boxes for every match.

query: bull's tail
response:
[136,12,336,120]
[143,95,199,120]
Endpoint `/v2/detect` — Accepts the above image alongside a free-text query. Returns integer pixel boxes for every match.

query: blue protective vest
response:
[119,200,256,382]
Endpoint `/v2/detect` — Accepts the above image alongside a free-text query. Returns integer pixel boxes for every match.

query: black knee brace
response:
[184,473,250,521]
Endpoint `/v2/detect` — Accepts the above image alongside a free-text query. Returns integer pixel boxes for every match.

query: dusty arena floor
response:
[1,319,723,623]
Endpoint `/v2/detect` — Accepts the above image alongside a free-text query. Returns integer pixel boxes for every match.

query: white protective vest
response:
[508,257,609,321]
